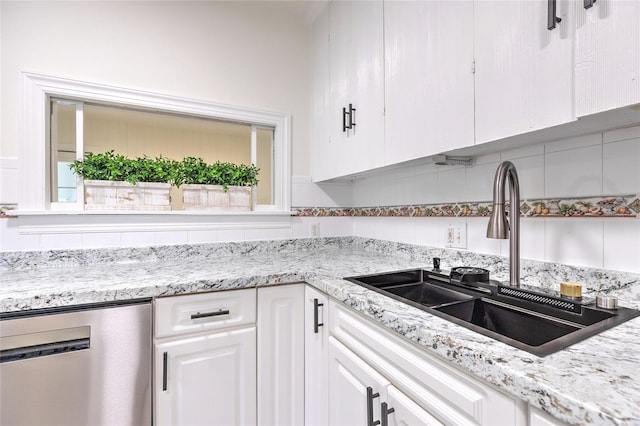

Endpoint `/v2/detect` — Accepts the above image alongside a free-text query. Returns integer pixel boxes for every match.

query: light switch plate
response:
[311,222,320,237]
[445,222,467,249]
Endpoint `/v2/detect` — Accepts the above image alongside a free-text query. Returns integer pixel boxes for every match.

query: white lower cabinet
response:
[529,406,567,426]
[327,299,529,426]
[153,284,567,426]
[154,285,304,426]
[257,284,305,426]
[154,289,258,426]
[155,327,257,426]
[329,336,442,426]
[328,335,391,426]
[304,286,329,426]
[386,385,444,426]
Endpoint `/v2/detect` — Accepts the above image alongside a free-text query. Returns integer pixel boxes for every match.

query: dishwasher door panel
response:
[0,302,152,426]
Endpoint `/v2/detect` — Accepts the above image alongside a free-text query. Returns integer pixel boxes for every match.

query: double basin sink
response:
[346,269,640,356]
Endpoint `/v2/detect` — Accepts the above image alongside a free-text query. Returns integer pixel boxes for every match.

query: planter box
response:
[182,184,252,211]
[84,180,171,211]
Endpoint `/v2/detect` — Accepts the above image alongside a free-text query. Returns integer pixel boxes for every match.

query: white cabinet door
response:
[257,284,304,426]
[474,0,575,144]
[386,385,443,426]
[329,335,444,426]
[311,4,336,182]
[329,299,528,426]
[575,0,640,116]
[329,0,385,178]
[328,336,391,426]
[384,0,475,165]
[304,286,329,426]
[155,326,257,426]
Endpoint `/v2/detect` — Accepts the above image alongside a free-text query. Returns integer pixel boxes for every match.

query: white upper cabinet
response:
[575,0,640,117]
[311,5,336,182]
[474,0,576,144]
[311,0,638,180]
[328,0,385,178]
[384,0,475,165]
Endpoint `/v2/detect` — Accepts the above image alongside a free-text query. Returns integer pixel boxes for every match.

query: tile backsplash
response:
[291,124,640,274]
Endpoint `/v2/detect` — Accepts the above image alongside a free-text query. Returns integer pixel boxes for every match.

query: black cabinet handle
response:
[313,298,324,333]
[342,104,356,132]
[349,103,356,129]
[162,351,168,391]
[190,309,230,319]
[381,402,395,426]
[366,387,380,426]
[584,0,596,9]
[547,0,562,30]
[342,107,348,132]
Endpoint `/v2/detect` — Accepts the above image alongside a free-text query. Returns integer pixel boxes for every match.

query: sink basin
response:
[383,283,473,307]
[434,299,585,347]
[346,269,640,356]
[347,269,473,307]
[352,269,425,287]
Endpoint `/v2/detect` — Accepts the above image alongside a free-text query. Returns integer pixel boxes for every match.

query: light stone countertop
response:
[1,237,639,425]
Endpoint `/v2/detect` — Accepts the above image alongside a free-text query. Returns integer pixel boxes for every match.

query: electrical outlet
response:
[311,222,320,237]
[445,222,467,249]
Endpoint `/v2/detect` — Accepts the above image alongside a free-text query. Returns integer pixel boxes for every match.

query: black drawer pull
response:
[162,351,168,391]
[381,402,395,426]
[547,0,561,30]
[190,309,230,319]
[367,387,380,426]
[313,298,324,333]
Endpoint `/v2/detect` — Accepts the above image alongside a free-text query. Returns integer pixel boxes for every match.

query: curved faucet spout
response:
[486,161,520,287]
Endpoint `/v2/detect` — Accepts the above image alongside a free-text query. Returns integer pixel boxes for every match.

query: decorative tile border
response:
[290,207,353,217]
[292,194,640,218]
[0,205,17,218]
[4,195,638,219]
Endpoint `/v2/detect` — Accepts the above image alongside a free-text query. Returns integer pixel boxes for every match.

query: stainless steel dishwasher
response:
[0,299,152,426]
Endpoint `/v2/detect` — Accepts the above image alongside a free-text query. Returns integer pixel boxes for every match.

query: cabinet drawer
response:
[155,288,256,338]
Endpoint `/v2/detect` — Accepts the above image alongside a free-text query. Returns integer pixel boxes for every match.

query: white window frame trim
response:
[19,71,291,213]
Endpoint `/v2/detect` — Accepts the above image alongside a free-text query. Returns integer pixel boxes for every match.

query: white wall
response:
[0,1,315,250]
[351,125,640,274]
[0,0,310,175]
